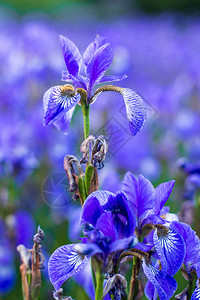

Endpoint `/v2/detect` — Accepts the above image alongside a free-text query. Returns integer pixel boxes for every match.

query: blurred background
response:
[0,0,200,299]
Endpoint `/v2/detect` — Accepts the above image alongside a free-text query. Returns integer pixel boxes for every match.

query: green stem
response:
[95,269,104,300]
[128,256,140,300]
[187,272,197,300]
[81,104,90,139]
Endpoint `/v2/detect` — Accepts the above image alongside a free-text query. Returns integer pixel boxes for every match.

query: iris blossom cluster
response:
[44,34,200,300]
[48,172,200,299]
[43,35,146,136]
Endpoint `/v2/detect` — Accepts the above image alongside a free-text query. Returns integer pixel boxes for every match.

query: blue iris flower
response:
[43,35,146,135]
[48,190,136,292]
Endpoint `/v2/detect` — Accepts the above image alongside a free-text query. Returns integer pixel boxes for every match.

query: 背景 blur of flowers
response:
[1,0,200,299]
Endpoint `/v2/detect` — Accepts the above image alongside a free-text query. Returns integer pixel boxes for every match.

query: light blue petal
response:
[153,226,186,276]
[48,244,88,291]
[99,74,127,83]
[83,35,106,66]
[191,287,200,300]
[121,89,147,136]
[142,259,177,300]
[43,86,80,126]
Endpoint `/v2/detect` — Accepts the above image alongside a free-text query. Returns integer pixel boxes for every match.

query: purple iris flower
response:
[43,35,146,135]
[48,190,136,291]
[122,172,186,299]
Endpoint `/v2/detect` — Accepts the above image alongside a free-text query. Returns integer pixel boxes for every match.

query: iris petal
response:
[48,244,88,291]
[142,259,177,300]
[155,180,175,214]
[191,287,200,300]
[59,35,81,76]
[43,86,80,126]
[121,89,146,136]
[153,227,185,276]
[83,35,106,66]
[99,74,127,83]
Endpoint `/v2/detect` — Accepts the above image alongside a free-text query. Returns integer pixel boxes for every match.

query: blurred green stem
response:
[82,104,90,139]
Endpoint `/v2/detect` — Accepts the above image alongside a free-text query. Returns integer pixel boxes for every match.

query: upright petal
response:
[59,35,81,76]
[83,35,106,66]
[142,259,177,300]
[86,43,113,92]
[102,191,136,238]
[43,86,80,126]
[81,193,105,227]
[120,89,146,136]
[155,180,175,214]
[48,244,88,291]
[153,226,185,275]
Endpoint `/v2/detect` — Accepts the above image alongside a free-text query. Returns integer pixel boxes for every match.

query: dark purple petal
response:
[86,43,113,92]
[191,287,200,300]
[99,74,127,83]
[59,35,81,76]
[153,227,185,275]
[48,244,88,291]
[95,211,117,242]
[120,89,147,136]
[102,191,136,238]
[142,259,177,300]
[81,194,105,227]
[155,180,175,214]
[43,86,80,126]
[83,35,106,66]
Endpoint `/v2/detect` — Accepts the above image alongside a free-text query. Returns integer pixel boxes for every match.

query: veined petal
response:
[155,180,175,214]
[153,226,185,276]
[86,43,113,92]
[43,86,81,126]
[59,35,81,76]
[121,89,147,136]
[142,259,177,300]
[48,244,88,291]
[99,74,127,83]
[191,287,200,300]
[83,35,106,66]
[95,211,117,242]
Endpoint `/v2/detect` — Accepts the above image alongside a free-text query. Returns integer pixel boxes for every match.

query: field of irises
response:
[1,11,200,300]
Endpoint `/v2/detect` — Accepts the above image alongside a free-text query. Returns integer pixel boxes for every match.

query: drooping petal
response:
[99,74,127,83]
[52,106,75,134]
[142,259,177,300]
[191,287,200,300]
[86,43,113,92]
[145,280,158,300]
[153,226,186,276]
[170,221,200,271]
[120,89,147,136]
[43,86,81,126]
[155,180,175,214]
[48,244,88,291]
[102,191,136,238]
[59,35,81,76]
[83,35,106,66]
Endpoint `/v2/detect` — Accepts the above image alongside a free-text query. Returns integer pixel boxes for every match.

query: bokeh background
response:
[1,0,200,299]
